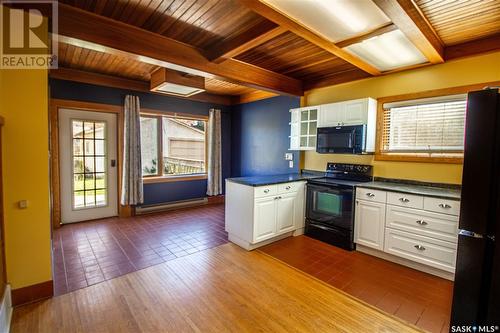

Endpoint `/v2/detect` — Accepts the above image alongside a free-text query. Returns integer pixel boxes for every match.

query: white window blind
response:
[381,94,467,155]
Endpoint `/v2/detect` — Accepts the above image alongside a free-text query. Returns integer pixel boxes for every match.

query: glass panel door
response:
[71,120,108,209]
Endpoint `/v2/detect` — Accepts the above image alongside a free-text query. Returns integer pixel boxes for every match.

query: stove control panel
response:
[326,163,372,176]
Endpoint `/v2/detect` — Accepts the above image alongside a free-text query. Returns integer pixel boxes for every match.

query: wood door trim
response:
[50,99,131,229]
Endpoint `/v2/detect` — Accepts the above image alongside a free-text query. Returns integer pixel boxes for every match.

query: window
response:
[140,114,207,179]
[378,94,467,162]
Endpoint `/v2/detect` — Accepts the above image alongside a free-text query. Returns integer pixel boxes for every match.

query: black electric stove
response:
[305,162,373,250]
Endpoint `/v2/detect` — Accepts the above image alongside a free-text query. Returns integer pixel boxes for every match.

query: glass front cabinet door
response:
[289,106,318,150]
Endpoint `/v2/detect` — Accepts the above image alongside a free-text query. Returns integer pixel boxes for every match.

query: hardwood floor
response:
[12,243,420,333]
[259,236,453,333]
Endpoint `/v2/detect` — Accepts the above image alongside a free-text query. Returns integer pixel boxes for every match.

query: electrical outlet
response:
[18,200,28,209]
[285,153,293,161]
[289,160,294,168]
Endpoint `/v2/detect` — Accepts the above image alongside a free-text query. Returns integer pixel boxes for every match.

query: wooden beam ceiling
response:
[445,33,500,61]
[372,0,444,64]
[205,23,288,64]
[49,68,233,105]
[336,23,398,48]
[57,3,303,96]
[239,0,381,76]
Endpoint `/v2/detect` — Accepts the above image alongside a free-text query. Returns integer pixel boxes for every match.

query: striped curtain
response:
[206,108,222,196]
[121,95,144,205]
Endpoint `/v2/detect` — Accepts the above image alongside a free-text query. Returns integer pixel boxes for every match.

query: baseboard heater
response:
[135,197,208,215]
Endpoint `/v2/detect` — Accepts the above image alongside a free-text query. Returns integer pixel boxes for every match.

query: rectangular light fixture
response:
[343,30,428,71]
[150,68,205,97]
[262,0,391,42]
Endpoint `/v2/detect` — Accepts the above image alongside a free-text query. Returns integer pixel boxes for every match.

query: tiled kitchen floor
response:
[52,204,227,296]
[260,236,453,333]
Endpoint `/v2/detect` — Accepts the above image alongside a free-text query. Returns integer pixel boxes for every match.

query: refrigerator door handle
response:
[458,229,484,238]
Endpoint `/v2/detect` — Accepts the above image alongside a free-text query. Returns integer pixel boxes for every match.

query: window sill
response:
[375,153,463,164]
[143,174,208,184]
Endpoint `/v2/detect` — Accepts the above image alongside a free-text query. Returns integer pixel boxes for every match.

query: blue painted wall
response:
[50,79,231,205]
[231,95,300,177]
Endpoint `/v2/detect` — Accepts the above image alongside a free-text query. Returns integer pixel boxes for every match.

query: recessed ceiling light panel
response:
[262,0,391,42]
[343,30,428,71]
[150,68,205,97]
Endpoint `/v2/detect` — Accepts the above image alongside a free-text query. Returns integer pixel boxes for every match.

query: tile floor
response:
[52,204,227,296]
[259,236,454,333]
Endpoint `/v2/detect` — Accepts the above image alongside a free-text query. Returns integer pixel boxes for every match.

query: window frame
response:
[373,85,487,164]
[140,111,209,183]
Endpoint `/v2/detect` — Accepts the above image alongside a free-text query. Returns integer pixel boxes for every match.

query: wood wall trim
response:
[239,0,381,76]
[445,33,500,61]
[49,68,233,106]
[206,25,288,63]
[11,280,53,306]
[374,81,500,164]
[143,175,208,184]
[57,4,303,96]
[373,0,444,64]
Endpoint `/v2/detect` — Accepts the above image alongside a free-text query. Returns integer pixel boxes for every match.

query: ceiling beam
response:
[372,0,444,64]
[49,67,233,105]
[206,23,288,63]
[445,33,500,61]
[239,0,381,76]
[336,23,398,48]
[57,4,302,96]
[303,70,371,91]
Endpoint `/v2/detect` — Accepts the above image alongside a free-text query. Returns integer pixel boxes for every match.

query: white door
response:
[59,108,118,223]
[344,99,368,125]
[254,197,277,242]
[276,193,296,234]
[354,200,386,250]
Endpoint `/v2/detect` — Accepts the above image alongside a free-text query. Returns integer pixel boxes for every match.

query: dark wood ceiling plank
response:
[239,0,381,76]
[303,69,371,91]
[336,23,398,48]
[57,4,303,95]
[373,0,444,63]
[206,23,287,63]
[444,33,500,61]
[49,67,234,105]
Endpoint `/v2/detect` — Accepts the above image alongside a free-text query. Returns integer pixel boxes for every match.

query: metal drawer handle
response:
[285,186,291,190]
[399,197,410,203]
[274,196,282,200]
[416,220,428,225]
[439,203,452,209]
[366,192,375,197]
[414,245,426,251]
[264,189,270,193]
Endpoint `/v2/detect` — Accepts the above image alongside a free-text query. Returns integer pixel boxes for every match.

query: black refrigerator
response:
[450,88,500,327]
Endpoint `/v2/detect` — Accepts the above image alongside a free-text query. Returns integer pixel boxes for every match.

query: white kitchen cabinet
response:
[289,107,318,150]
[317,98,376,128]
[354,199,386,250]
[226,180,306,250]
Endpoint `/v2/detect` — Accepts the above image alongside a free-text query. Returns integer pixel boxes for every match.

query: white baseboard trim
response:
[0,284,12,333]
[356,245,455,281]
[229,232,294,251]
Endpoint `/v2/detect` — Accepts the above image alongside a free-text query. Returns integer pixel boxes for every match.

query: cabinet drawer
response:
[254,185,278,198]
[278,182,302,194]
[356,187,386,203]
[384,229,457,272]
[424,197,460,216]
[386,205,459,243]
[387,192,423,209]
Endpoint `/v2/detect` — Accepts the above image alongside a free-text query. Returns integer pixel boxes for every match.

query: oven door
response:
[306,183,354,230]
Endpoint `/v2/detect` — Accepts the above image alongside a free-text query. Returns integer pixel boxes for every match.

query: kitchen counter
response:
[226,171,323,187]
[357,181,461,200]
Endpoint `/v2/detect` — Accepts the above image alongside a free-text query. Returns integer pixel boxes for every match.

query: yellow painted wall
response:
[0,68,52,289]
[303,51,500,184]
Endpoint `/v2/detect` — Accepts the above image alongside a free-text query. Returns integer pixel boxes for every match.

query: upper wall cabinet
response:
[289,107,318,150]
[318,98,377,128]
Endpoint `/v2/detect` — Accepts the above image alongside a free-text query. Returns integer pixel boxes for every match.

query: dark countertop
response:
[226,171,323,187]
[357,181,461,200]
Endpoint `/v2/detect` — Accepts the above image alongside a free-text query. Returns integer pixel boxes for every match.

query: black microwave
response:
[316,125,367,154]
